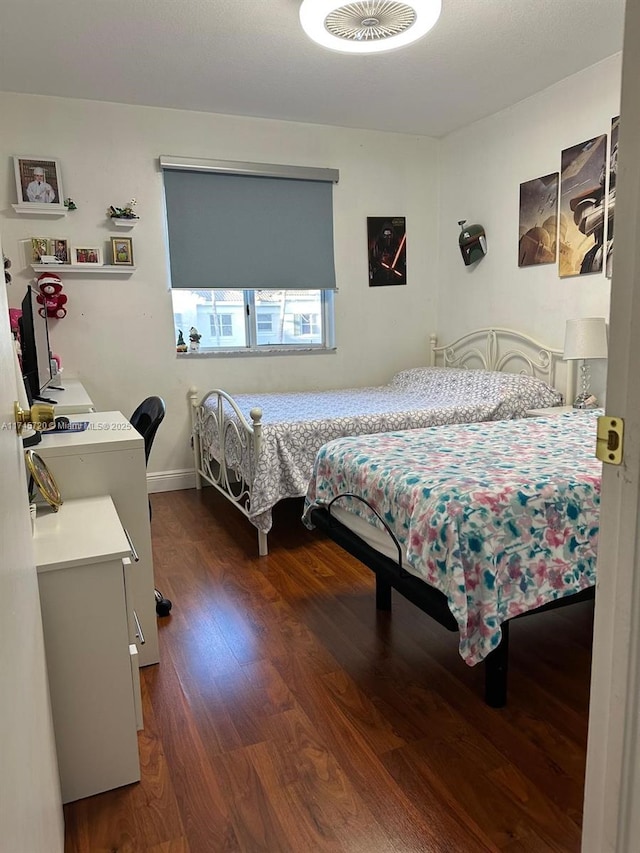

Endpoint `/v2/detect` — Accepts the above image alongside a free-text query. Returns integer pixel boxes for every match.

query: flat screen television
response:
[19,285,52,402]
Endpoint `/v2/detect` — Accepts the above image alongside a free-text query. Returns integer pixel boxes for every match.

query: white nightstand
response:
[525,406,576,418]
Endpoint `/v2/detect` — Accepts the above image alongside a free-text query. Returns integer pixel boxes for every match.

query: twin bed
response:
[188,327,596,705]
[303,409,600,705]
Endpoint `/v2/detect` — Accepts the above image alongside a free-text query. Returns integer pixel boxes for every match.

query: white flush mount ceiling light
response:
[299,0,442,54]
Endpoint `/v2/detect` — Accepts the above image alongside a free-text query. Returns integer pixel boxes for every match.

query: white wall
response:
[438,54,621,401]
[0,92,439,475]
[2,56,621,479]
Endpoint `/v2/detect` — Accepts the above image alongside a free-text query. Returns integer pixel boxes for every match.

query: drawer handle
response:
[133,609,146,645]
[123,527,139,562]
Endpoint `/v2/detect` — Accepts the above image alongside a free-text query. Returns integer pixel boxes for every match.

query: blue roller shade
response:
[162,165,337,290]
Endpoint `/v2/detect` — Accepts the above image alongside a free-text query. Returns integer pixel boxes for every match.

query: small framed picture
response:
[48,238,70,264]
[111,236,134,266]
[31,237,50,263]
[71,246,102,265]
[14,156,64,207]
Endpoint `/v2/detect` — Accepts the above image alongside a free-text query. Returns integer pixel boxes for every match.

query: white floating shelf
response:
[108,218,139,229]
[31,264,136,275]
[13,203,67,217]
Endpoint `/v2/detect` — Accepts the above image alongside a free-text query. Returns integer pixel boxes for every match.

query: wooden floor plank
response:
[63,489,592,852]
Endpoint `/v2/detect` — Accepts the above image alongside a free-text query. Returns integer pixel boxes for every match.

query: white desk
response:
[37,410,159,666]
[35,497,141,802]
[43,377,95,415]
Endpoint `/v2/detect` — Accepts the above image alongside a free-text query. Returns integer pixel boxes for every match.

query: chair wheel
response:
[156,596,172,617]
[154,588,172,616]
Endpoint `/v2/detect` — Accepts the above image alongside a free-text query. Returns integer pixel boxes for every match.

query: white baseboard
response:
[147,468,196,493]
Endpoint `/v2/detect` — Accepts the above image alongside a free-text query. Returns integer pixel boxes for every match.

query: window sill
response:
[176,346,337,358]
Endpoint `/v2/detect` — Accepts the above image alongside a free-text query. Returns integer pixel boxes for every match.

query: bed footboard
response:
[188,387,269,555]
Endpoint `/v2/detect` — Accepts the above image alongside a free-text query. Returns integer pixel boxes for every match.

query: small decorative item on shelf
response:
[111,236,134,265]
[49,237,70,264]
[176,330,188,353]
[64,198,77,211]
[4,255,12,285]
[71,246,102,266]
[31,237,50,263]
[14,156,63,207]
[108,198,139,226]
[189,327,201,352]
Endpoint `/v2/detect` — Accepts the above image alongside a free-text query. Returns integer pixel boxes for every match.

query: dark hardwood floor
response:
[64,488,594,852]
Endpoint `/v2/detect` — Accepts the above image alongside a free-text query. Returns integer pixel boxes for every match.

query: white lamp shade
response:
[563,317,608,360]
[299,0,442,54]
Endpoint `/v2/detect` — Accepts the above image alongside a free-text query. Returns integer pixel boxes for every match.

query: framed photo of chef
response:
[13,156,65,210]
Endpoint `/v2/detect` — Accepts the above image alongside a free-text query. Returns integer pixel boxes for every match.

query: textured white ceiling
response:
[0,0,625,137]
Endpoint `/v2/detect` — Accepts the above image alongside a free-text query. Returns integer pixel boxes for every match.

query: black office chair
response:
[129,396,172,617]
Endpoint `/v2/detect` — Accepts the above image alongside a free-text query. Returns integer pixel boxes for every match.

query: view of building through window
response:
[172,289,330,351]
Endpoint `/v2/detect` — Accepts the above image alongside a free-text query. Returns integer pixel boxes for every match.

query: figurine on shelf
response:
[107,198,139,220]
[64,197,77,211]
[176,329,188,353]
[189,326,201,352]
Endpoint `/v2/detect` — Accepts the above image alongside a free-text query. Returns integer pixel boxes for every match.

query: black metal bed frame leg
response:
[376,574,392,611]
[484,621,510,708]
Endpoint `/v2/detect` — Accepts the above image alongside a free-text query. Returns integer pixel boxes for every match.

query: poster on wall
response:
[606,116,619,279]
[559,134,607,277]
[367,217,406,286]
[518,173,559,266]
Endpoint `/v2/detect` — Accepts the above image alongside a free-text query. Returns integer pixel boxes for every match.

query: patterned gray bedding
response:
[200,366,563,534]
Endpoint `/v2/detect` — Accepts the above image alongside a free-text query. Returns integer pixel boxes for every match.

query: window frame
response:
[173,288,336,356]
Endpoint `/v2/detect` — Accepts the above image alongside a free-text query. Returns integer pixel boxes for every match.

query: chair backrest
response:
[129,396,166,465]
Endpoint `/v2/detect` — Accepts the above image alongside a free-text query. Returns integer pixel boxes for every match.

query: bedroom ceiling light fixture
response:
[299,0,442,54]
[563,317,608,409]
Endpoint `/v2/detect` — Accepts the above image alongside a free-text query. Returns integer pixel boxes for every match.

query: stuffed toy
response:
[8,307,21,337]
[36,272,68,319]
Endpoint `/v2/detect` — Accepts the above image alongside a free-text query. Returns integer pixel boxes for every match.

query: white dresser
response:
[37,407,159,666]
[34,497,142,803]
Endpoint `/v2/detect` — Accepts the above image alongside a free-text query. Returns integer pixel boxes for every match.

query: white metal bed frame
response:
[188,327,571,556]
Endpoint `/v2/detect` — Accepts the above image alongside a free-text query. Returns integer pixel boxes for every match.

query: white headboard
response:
[429,327,574,405]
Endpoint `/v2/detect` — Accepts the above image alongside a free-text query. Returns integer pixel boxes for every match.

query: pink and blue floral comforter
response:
[303,410,601,665]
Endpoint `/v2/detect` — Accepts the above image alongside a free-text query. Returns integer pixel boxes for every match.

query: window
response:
[172,288,334,351]
[294,313,320,336]
[257,312,273,333]
[209,313,233,338]
[162,156,338,355]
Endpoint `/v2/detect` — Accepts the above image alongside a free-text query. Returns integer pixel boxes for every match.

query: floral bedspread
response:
[202,367,562,533]
[303,410,601,664]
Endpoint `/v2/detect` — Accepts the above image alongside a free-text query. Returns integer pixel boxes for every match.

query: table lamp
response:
[563,317,608,408]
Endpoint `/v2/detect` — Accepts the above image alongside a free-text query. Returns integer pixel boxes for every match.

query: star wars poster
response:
[368,217,406,286]
[518,173,559,266]
[606,116,619,279]
[559,134,607,277]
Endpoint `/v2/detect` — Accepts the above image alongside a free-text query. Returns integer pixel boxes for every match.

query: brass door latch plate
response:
[596,416,624,465]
